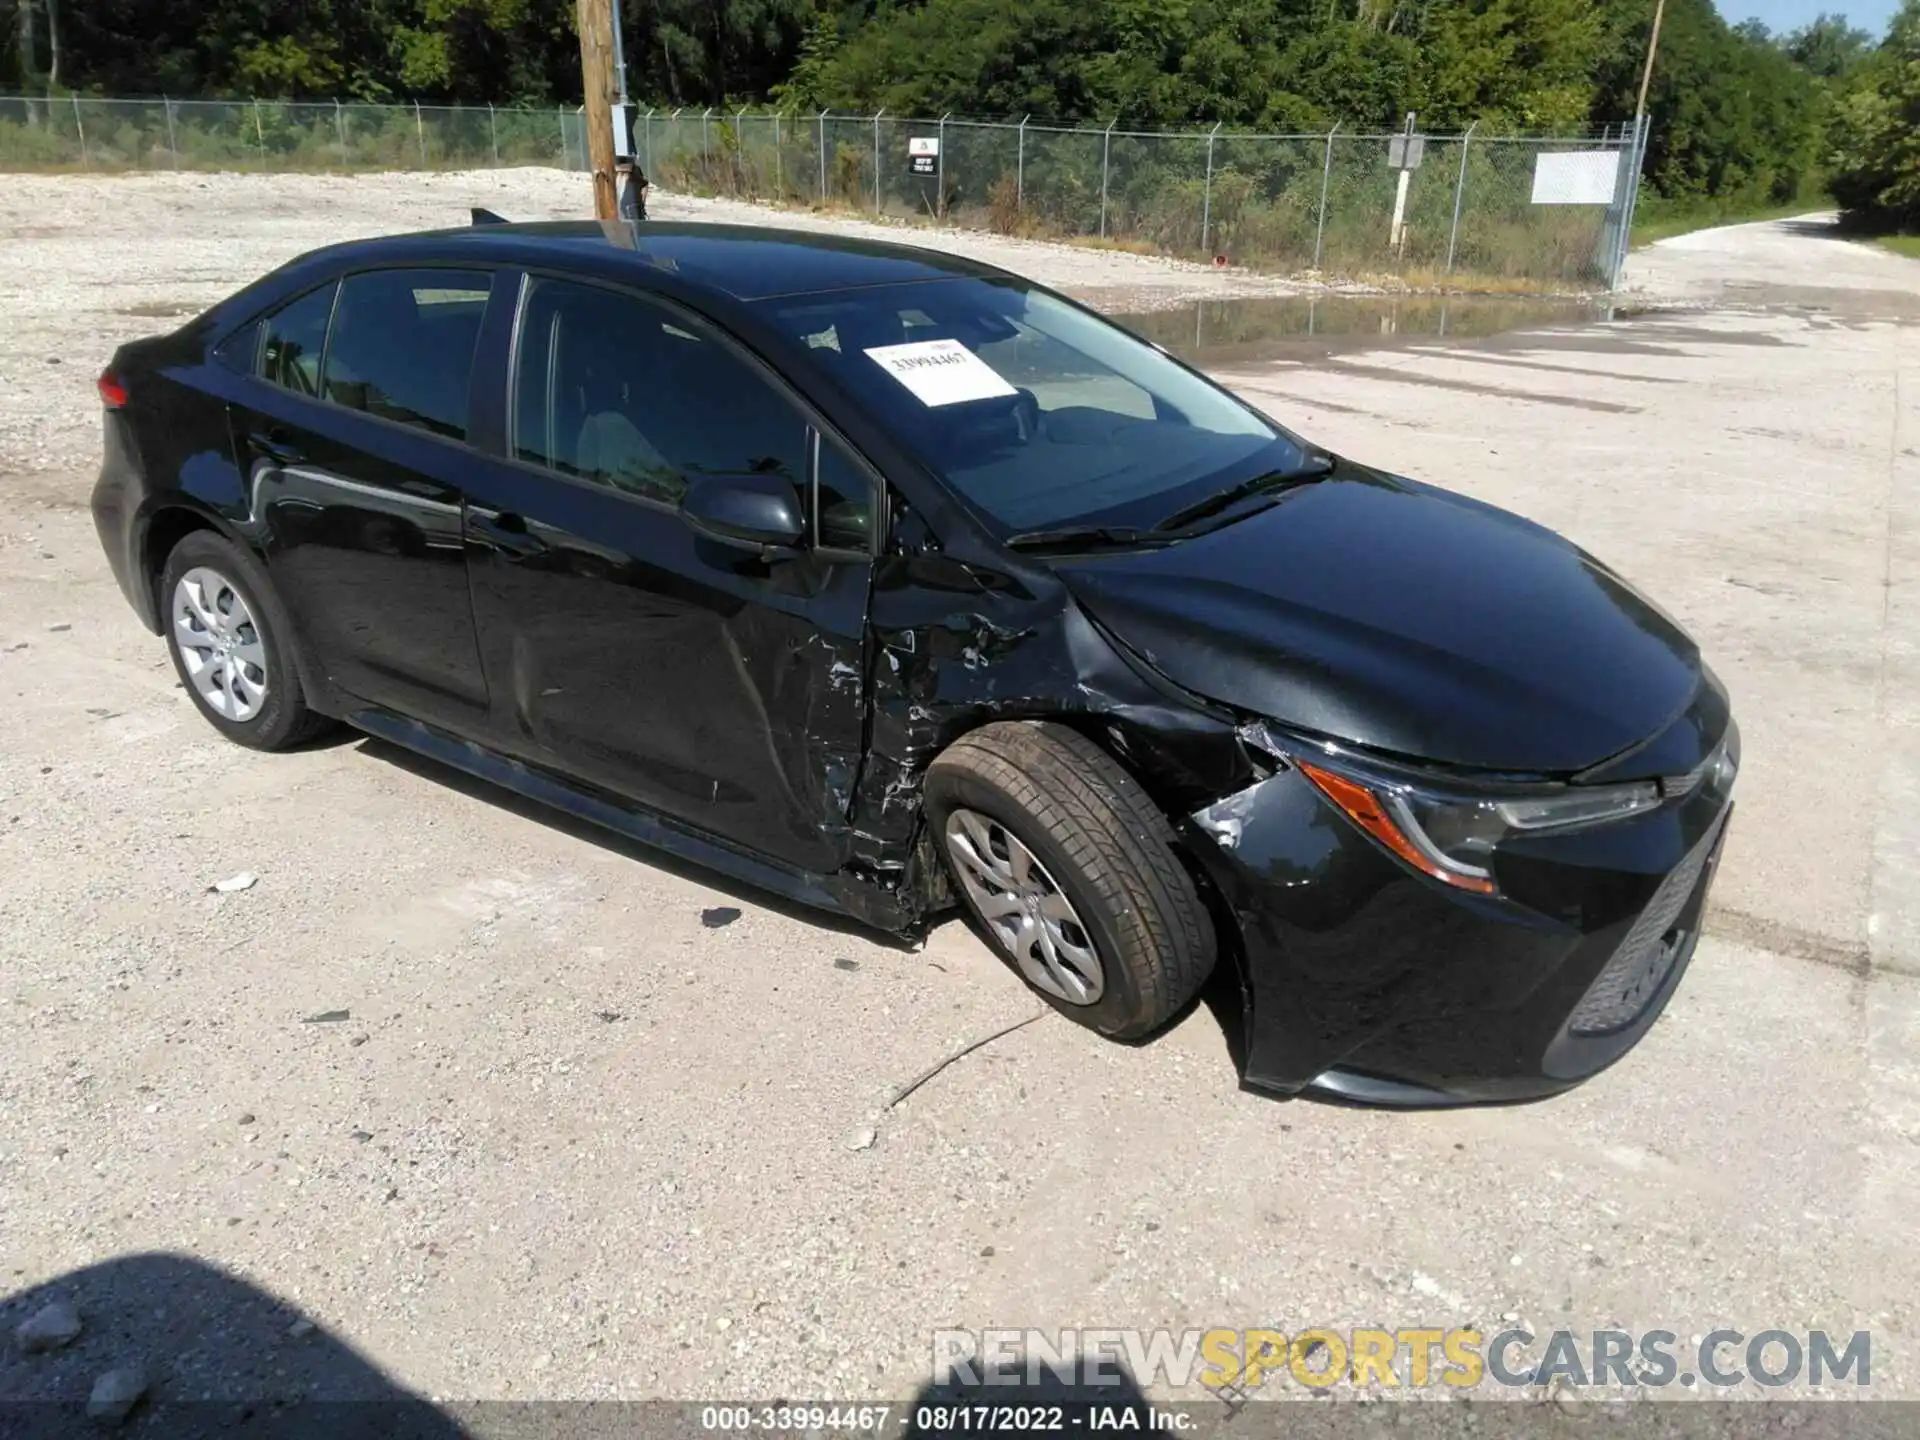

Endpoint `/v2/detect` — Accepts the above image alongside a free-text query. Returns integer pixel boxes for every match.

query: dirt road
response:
[2,187,1916,1410]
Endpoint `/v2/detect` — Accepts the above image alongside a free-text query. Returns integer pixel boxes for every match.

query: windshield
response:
[757,278,1306,533]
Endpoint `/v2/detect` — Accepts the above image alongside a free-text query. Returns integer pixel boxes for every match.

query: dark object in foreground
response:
[90,220,1736,1105]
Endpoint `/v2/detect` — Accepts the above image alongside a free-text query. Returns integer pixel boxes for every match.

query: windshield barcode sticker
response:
[864,339,1018,407]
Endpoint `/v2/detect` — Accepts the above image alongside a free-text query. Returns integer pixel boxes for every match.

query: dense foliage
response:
[1828,0,1920,230]
[0,0,1888,212]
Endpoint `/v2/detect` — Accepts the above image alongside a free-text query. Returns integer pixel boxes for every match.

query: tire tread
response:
[930,721,1214,1037]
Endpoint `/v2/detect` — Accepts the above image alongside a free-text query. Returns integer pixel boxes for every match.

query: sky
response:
[1717,0,1897,37]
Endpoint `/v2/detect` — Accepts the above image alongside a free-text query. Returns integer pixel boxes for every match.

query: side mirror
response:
[679,472,806,553]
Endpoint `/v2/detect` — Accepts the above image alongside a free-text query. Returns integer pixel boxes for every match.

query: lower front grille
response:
[1567,813,1727,1037]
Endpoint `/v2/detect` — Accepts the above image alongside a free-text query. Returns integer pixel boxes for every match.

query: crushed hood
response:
[1055,465,1703,775]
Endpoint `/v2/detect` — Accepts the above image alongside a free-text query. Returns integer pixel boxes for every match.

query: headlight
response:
[1243,729,1662,896]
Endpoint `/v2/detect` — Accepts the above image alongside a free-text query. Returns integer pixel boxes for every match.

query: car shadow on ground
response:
[352,731,1259,1096]
[0,1253,462,1437]
[350,734,922,952]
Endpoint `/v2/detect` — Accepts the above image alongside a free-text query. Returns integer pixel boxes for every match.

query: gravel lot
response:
[2,176,1918,1414]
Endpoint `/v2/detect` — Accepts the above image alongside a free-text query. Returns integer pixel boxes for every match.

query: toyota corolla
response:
[90,220,1736,1105]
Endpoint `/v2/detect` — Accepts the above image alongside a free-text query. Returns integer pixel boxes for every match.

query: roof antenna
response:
[471,207,510,226]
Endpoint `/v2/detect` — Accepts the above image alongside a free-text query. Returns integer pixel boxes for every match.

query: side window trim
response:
[809,425,886,560]
[505,267,884,557]
[315,278,344,397]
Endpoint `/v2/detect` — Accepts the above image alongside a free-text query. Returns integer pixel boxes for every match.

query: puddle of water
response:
[1110,293,1624,364]
[118,300,199,319]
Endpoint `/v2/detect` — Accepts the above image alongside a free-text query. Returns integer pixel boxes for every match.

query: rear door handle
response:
[468,506,546,557]
[247,430,302,466]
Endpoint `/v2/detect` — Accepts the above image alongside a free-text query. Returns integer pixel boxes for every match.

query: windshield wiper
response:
[1150,454,1336,535]
[1003,523,1163,553]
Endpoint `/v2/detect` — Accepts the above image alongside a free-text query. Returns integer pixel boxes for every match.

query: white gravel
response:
[2,191,1919,1408]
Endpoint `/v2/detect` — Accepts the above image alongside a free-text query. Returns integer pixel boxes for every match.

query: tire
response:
[925,721,1216,1039]
[159,530,334,751]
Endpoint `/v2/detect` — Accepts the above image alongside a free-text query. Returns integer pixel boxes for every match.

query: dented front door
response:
[461,274,875,874]
[461,455,872,874]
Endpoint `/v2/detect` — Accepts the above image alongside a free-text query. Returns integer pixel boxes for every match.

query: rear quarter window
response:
[213,320,261,375]
[258,283,337,398]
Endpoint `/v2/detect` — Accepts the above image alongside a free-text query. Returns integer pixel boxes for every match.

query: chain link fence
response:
[617,109,1647,289]
[0,94,571,172]
[0,94,1645,288]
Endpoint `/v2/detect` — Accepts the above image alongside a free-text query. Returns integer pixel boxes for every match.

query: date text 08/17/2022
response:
[699,1406,1193,1433]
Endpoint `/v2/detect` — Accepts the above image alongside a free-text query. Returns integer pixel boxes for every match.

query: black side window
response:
[259,284,335,398]
[213,320,261,375]
[513,277,806,506]
[322,268,492,441]
[817,438,875,552]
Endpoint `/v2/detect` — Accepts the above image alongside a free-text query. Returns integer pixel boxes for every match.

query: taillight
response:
[97,371,128,409]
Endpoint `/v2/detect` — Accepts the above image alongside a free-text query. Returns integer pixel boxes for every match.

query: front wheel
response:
[925,721,1216,1039]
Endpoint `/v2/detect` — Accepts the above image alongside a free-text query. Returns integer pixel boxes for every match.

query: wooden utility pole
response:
[1635,0,1667,121]
[576,0,618,219]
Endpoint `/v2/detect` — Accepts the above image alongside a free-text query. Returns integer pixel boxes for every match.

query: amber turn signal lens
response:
[1297,760,1497,895]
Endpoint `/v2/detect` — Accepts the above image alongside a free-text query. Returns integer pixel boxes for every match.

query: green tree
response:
[1784,12,1876,80]
[1829,0,1920,229]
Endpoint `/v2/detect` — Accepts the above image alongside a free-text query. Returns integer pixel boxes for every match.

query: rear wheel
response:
[160,531,333,751]
[925,721,1216,1039]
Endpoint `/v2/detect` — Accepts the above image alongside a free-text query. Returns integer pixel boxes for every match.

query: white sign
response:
[865,339,1017,408]
[908,136,941,157]
[1531,150,1622,206]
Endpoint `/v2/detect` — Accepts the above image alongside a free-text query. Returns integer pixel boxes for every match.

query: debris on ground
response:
[844,1126,877,1152]
[86,1365,148,1424]
[14,1299,82,1353]
[301,1010,350,1024]
[887,1012,1046,1109]
[208,871,258,894]
[700,906,741,928]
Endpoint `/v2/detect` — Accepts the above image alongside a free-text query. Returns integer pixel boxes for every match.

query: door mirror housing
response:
[679,472,806,553]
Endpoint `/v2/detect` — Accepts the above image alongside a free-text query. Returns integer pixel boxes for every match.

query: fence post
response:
[1444,120,1477,278]
[1313,121,1339,270]
[645,107,654,179]
[818,109,829,202]
[736,106,750,194]
[489,103,499,166]
[936,112,948,220]
[164,97,179,169]
[872,109,884,214]
[415,99,426,166]
[774,111,783,198]
[1612,115,1650,290]
[1099,118,1117,238]
[1199,121,1222,256]
[72,93,89,169]
[702,107,712,179]
[253,98,266,162]
[1017,115,1029,211]
[336,100,347,166]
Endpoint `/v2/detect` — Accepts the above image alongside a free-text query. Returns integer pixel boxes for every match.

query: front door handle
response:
[247,430,302,466]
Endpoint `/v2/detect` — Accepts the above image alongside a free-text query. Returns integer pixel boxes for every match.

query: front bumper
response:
[1182,752,1734,1106]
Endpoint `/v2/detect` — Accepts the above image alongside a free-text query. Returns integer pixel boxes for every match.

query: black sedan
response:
[91,220,1736,1105]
